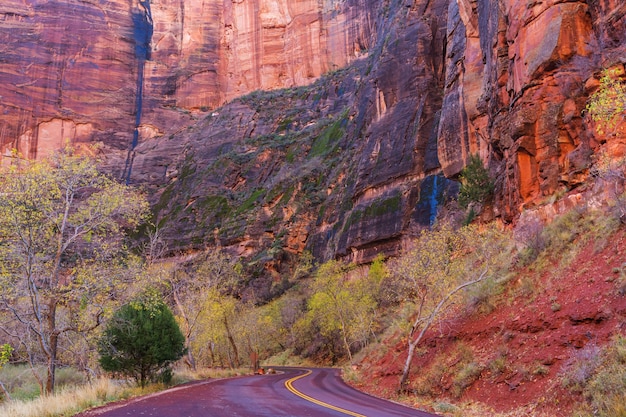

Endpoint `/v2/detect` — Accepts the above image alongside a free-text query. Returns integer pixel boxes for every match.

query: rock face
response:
[439,0,626,220]
[0,0,372,163]
[1,0,625,286]
[0,0,134,158]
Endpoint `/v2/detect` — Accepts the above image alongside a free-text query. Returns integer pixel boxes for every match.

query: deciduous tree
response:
[193,288,241,368]
[0,148,148,394]
[392,223,512,391]
[146,249,241,370]
[306,260,378,362]
[586,67,626,135]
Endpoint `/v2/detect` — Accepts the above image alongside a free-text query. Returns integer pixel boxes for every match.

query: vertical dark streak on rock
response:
[123,0,153,184]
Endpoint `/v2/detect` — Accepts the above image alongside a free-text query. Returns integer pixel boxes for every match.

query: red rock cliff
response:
[1,0,625,272]
[0,0,373,161]
[439,0,626,220]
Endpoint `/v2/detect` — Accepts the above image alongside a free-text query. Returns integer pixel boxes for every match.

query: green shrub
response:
[465,273,510,314]
[532,363,550,376]
[488,355,508,378]
[452,362,483,398]
[458,154,494,210]
[433,401,460,413]
[98,294,186,387]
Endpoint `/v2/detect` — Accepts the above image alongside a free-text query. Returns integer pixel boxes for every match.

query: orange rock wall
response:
[0,0,137,159]
[438,0,626,219]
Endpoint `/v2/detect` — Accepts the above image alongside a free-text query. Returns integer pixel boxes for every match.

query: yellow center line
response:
[284,369,367,417]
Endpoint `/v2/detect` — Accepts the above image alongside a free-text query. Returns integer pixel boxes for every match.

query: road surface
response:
[76,367,439,417]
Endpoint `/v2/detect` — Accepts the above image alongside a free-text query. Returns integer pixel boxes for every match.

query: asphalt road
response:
[76,367,439,417]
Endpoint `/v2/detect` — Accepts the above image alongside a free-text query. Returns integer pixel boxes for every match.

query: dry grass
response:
[171,366,252,384]
[0,366,249,417]
[389,395,558,417]
[0,378,120,417]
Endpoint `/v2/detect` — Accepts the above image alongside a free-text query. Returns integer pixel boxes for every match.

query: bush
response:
[458,154,494,210]
[514,215,546,265]
[98,295,186,387]
[561,343,602,392]
[561,337,626,416]
[452,361,483,398]
[413,342,478,397]
[582,336,626,417]
[488,354,508,378]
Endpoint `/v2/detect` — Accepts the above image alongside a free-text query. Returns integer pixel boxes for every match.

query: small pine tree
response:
[98,295,185,387]
[458,154,494,210]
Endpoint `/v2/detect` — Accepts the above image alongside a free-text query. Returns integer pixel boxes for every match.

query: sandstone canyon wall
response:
[439,0,626,221]
[0,0,373,164]
[1,0,625,289]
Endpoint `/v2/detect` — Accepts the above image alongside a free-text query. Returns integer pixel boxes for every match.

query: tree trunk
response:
[341,330,353,363]
[172,288,196,370]
[398,273,488,392]
[399,340,417,391]
[185,349,196,370]
[0,379,12,401]
[208,341,216,367]
[45,301,59,395]
[140,366,148,387]
[399,317,430,393]
[45,349,56,395]
[223,316,239,368]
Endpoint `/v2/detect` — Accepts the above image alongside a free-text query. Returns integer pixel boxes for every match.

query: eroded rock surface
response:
[1,0,625,285]
[0,0,373,162]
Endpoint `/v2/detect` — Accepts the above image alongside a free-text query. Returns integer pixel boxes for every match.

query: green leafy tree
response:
[98,294,185,387]
[306,260,378,362]
[391,223,512,391]
[458,154,494,210]
[586,67,626,135]
[145,248,241,370]
[0,147,149,394]
[192,288,241,368]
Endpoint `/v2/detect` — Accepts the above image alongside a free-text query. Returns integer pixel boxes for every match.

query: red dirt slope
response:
[353,228,626,416]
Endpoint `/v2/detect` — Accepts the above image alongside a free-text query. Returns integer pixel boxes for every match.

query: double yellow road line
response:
[284,369,367,417]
